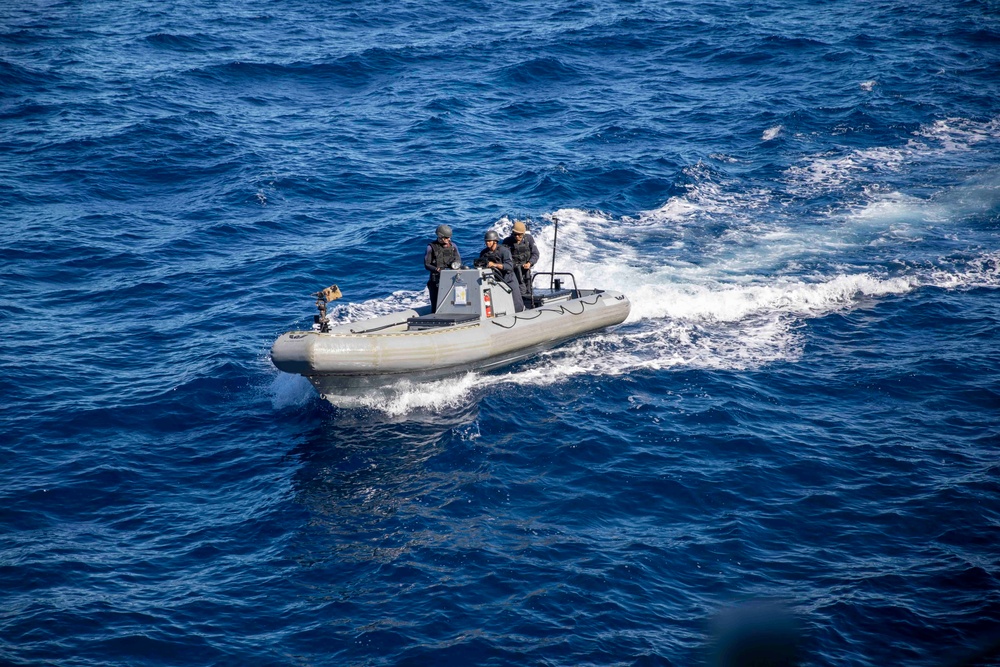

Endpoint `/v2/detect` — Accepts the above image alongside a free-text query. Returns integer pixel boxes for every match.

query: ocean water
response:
[2,0,999,665]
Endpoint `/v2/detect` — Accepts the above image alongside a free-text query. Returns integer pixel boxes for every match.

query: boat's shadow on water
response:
[283,395,485,566]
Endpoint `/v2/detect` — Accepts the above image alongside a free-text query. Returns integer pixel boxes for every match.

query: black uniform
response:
[502,232,540,296]
[424,239,460,312]
[477,245,524,313]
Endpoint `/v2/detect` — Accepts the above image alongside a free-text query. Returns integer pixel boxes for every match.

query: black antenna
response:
[549,215,559,288]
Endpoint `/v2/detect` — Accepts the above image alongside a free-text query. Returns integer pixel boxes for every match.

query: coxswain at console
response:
[475,230,524,313]
[424,224,460,312]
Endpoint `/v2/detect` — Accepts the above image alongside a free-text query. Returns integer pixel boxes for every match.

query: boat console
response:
[406,268,518,330]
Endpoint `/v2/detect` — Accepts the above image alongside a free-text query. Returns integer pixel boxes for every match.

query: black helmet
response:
[484,230,500,242]
[436,224,453,239]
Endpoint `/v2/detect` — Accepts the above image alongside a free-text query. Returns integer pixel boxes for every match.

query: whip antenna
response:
[550,215,559,288]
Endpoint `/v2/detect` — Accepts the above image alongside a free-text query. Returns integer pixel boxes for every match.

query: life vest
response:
[429,241,459,272]
[479,248,503,265]
[478,247,509,281]
[505,237,532,265]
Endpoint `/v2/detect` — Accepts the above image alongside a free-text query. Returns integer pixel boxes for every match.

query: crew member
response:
[424,224,460,312]
[478,230,524,313]
[502,219,540,298]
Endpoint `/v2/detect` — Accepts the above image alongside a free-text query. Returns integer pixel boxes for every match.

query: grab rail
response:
[529,271,579,296]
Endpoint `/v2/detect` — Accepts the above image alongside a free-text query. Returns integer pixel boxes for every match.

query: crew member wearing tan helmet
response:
[503,220,540,298]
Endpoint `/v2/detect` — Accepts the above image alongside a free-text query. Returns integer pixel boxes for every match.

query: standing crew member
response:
[477,230,524,313]
[502,219,540,299]
[424,224,460,312]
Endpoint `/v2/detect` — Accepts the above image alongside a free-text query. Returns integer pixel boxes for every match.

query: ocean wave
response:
[0,59,59,88]
[576,124,669,146]
[142,32,218,51]
[497,56,586,86]
[184,48,415,88]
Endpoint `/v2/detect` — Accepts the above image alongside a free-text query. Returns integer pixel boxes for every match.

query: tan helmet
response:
[512,220,527,234]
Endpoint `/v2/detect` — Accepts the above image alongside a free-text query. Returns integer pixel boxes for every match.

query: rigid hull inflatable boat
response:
[271,268,630,397]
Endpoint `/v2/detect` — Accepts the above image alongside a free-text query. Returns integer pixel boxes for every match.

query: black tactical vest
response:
[480,248,503,265]
[429,241,459,271]
[506,238,531,265]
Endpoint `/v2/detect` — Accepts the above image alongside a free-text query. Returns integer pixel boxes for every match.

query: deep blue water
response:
[2,0,1000,665]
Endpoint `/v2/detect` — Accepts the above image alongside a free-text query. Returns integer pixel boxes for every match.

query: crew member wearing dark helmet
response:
[502,219,540,298]
[424,224,460,312]
[477,229,524,313]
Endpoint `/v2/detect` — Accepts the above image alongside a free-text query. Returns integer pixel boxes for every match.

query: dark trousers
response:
[515,267,533,295]
[506,277,525,313]
[427,277,440,312]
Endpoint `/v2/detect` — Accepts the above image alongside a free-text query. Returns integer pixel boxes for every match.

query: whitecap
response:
[762,125,782,141]
[784,116,1000,195]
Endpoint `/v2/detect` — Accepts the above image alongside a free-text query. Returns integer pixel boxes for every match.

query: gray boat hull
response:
[271,286,630,397]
